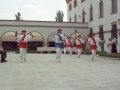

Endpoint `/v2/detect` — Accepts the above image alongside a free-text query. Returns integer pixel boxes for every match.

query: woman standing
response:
[107,38,112,54]
[111,36,117,54]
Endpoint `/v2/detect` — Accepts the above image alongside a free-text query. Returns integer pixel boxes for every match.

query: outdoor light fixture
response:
[118,18,120,25]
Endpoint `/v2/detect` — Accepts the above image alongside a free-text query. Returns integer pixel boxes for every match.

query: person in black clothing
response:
[0,50,7,63]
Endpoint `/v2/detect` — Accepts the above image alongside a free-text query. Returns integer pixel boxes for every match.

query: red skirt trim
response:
[18,42,28,48]
[76,44,83,49]
[64,44,67,47]
[90,45,97,50]
[68,45,73,48]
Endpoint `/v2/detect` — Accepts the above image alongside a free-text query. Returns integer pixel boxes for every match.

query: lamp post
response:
[74,30,77,47]
[74,29,77,40]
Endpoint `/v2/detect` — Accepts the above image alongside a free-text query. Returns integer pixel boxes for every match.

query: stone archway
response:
[1,31,18,51]
[70,32,85,40]
[47,31,57,47]
[27,31,44,50]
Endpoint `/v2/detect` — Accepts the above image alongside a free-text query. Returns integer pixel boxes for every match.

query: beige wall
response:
[0,20,89,47]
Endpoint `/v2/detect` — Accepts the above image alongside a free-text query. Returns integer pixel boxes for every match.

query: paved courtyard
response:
[0,53,120,90]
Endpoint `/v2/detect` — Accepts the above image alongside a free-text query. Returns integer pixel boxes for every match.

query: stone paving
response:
[0,53,120,90]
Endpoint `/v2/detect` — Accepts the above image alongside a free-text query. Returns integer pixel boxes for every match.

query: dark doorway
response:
[48,42,55,47]
[111,24,117,39]
[28,41,43,50]
[2,41,18,51]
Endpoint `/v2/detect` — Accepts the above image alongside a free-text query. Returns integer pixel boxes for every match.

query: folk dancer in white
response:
[87,34,101,61]
[51,28,67,62]
[67,37,74,56]
[107,38,112,54]
[63,39,68,54]
[76,35,84,58]
[15,30,34,61]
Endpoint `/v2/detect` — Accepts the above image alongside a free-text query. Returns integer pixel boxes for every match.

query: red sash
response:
[20,35,26,43]
[78,39,81,43]
[68,40,73,48]
[90,38,97,50]
[17,35,26,47]
[92,38,96,45]
[76,39,83,49]
[69,40,72,45]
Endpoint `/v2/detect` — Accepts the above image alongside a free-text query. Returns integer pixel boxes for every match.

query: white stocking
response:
[20,48,24,59]
[69,47,72,56]
[23,49,27,60]
[56,48,61,61]
[64,48,66,54]
[77,49,82,57]
[92,50,96,60]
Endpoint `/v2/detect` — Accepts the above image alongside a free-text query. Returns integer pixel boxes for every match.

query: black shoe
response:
[1,60,6,63]
[4,60,7,62]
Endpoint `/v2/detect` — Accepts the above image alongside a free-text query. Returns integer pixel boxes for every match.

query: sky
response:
[0,0,67,21]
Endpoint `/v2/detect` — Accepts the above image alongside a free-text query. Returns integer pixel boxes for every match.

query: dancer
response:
[87,34,101,61]
[76,35,84,58]
[63,39,68,54]
[52,28,66,62]
[67,37,74,56]
[15,30,34,61]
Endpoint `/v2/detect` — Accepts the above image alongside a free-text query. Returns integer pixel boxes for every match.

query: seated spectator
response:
[0,50,7,63]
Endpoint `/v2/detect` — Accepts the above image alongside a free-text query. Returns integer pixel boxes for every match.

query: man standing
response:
[16,30,34,61]
[76,35,84,58]
[99,37,105,52]
[87,34,101,61]
[52,28,66,62]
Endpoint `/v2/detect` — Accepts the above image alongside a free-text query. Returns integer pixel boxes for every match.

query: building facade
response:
[0,20,88,51]
[66,0,120,52]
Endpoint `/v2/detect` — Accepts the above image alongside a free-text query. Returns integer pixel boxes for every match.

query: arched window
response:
[74,0,77,8]
[74,13,77,22]
[111,24,117,39]
[81,0,85,3]
[69,3,72,11]
[99,26,104,38]
[111,0,117,14]
[99,0,104,18]
[89,4,93,21]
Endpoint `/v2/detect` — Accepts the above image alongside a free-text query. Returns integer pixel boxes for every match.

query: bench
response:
[37,47,78,54]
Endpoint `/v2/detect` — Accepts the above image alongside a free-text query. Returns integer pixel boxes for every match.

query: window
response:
[99,27,104,38]
[111,0,117,14]
[81,0,85,3]
[111,24,117,39]
[69,3,72,11]
[74,13,77,22]
[99,0,104,18]
[74,0,77,8]
[70,16,71,22]
[89,4,93,21]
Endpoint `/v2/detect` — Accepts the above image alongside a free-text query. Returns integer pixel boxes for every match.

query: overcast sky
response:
[0,0,67,21]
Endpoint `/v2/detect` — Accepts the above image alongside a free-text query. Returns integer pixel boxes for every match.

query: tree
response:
[15,12,23,20]
[55,10,64,22]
